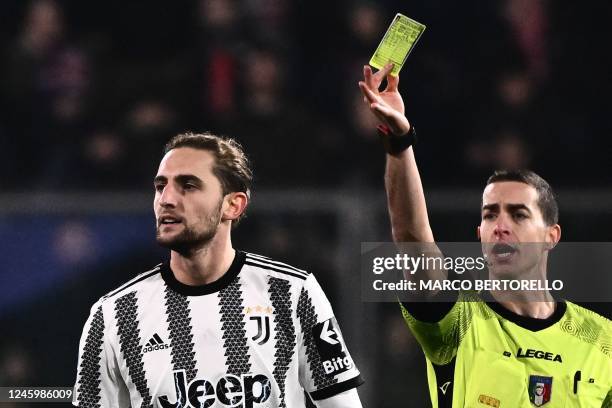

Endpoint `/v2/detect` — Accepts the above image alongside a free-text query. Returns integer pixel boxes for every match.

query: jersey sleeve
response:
[399,291,468,365]
[296,274,364,401]
[73,299,129,407]
[311,388,363,408]
[603,389,612,408]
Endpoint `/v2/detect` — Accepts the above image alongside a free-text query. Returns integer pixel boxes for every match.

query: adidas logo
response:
[143,333,170,353]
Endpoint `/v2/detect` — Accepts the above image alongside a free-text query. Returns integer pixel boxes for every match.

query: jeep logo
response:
[158,370,272,408]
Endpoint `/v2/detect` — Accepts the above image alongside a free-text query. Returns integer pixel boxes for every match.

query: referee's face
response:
[479,181,560,276]
[153,147,226,252]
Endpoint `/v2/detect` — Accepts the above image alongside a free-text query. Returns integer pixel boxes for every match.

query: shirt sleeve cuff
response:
[309,375,365,400]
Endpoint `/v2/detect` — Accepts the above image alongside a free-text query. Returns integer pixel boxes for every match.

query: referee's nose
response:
[493,214,512,239]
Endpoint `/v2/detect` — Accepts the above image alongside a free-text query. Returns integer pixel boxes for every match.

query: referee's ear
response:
[546,223,561,248]
[222,192,249,223]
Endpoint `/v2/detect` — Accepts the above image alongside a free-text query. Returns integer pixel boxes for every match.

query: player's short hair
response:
[164,132,253,223]
[486,170,558,225]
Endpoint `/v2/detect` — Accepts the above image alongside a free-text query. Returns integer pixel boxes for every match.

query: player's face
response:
[153,148,226,253]
[478,182,559,276]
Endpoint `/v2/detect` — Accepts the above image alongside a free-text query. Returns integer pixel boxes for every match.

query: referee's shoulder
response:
[566,301,611,324]
[564,302,612,353]
[242,251,311,282]
[98,263,164,303]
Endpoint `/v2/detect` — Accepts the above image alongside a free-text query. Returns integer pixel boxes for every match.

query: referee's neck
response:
[493,291,557,319]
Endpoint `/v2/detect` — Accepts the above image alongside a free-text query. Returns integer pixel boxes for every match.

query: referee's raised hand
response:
[358,63,411,136]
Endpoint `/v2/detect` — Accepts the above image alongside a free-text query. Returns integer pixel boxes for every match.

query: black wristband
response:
[377,124,417,155]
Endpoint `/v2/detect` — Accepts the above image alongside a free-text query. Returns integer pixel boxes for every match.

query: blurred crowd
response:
[1,0,610,192]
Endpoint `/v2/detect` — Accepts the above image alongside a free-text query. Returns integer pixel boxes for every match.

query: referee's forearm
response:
[385,147,434,243]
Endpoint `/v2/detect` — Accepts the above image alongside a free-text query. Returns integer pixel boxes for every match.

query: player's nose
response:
[159,184,179,207]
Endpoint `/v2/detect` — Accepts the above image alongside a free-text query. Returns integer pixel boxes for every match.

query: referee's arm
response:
[359,64,447,295]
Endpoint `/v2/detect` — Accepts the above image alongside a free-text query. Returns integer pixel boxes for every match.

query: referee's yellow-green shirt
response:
[401,292,611,407]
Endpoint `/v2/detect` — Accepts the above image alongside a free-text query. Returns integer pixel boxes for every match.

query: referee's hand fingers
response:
[386,73,399,92]
[359,81,382,104]
[364,65,376,90]
[373,63,394,85]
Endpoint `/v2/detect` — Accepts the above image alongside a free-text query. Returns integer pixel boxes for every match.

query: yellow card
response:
[369,13,426,76]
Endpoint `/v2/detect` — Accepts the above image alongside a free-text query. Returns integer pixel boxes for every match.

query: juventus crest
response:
[245,305,273,345]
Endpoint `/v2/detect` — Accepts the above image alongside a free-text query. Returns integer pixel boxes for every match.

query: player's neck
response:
[169,232,235,286]
[494,291,557,319]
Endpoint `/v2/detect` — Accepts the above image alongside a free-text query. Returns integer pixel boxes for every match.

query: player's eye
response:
[154,184,165,192]
[183,183,197,191]
[513,212,528,220]
[482,213,496,220]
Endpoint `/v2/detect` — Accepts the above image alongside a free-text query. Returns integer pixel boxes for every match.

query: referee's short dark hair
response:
[164,132,253,222]
[486,170,559,226]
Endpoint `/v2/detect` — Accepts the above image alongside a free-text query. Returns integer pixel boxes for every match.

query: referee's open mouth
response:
[489,243,518,262]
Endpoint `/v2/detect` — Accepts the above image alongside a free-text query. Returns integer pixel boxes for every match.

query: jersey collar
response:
[482,291,567,331]
[161,250,246,296]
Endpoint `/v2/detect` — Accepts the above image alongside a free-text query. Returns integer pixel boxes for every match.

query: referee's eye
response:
[513,212,528,220]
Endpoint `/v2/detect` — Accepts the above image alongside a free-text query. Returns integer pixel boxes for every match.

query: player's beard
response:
[156,198,224,255]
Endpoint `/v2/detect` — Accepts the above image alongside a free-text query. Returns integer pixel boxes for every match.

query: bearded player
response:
[73,132,364,407]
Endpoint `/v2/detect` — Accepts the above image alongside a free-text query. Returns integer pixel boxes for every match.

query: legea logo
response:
[158,370,272,408]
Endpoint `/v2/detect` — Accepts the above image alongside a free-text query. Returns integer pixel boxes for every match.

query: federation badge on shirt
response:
[528,375,552,406]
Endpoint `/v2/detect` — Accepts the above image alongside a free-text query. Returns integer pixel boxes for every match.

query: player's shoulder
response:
[242,251,311,282]
[97,263,164,304]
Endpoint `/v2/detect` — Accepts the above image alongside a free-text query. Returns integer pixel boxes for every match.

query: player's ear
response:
[476,226,481,240]
[222,192,249,222]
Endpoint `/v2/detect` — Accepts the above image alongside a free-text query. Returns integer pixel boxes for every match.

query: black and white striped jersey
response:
[73,251,363,408]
